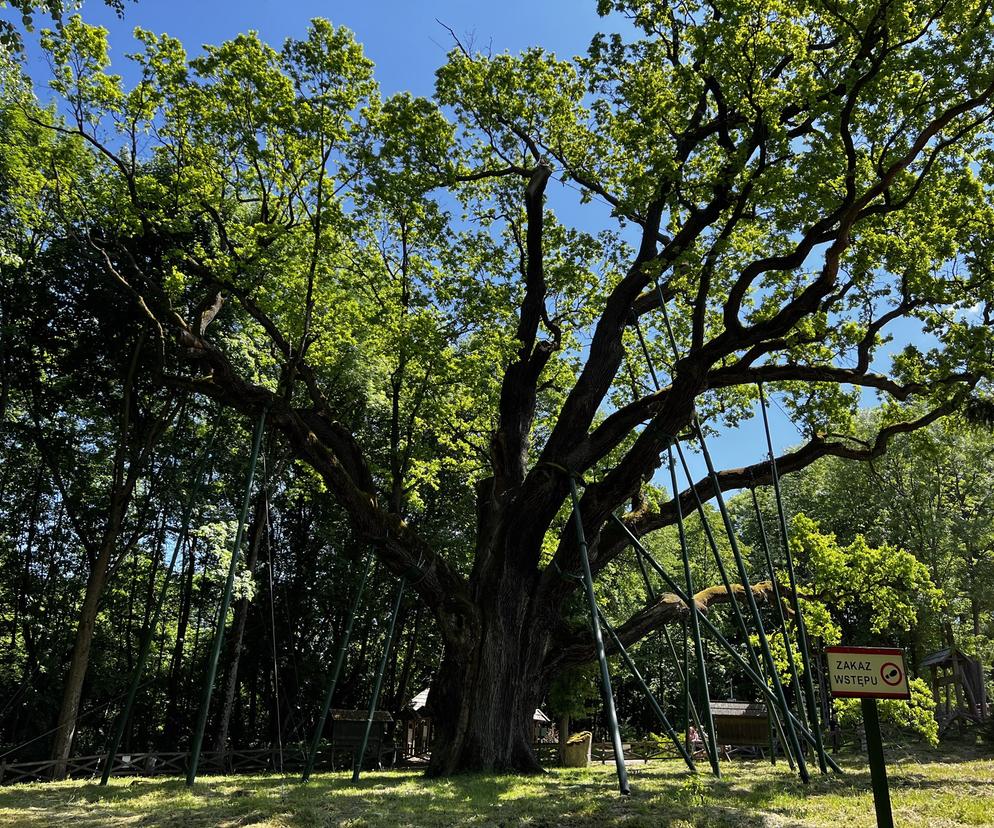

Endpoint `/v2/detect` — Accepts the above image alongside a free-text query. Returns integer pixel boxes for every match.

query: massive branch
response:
[585,391,972,579]
[165,324,478,647]
[545,579,789,678]
[490,161,555,495]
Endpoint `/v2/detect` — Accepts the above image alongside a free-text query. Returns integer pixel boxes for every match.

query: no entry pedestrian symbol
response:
[880,662,903,686]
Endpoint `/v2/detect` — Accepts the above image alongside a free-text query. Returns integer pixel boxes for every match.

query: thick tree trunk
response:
[426,634,545,776]
[426,523,549,776]
[426,572,791,774]
[557,715,569,766]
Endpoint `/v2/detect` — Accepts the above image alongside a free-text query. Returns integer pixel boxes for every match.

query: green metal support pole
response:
[631,307,662,391]
[101,413,222,785]
[597,609,696,772]
[672,440,769,672]
[633,292,808,777]
[631,531,706,745]
[634,535,707,758]
[186,409,267,787]
[760,659,777,766]
[751,486,804,768]
[568,477,630,796]
[301,551,374,782]
[667,448,721,777]
[608,514,844,774]
[630,312,719,775]
[690,429,809,783]
[654,294,805,780]
[759,382,831,774]
[352,577,406,783]
[634,545,656,602]
[659,620,704,739]
[671,437,797,773]
[862,698,894,828]
[656,557,841,770]
[633,528,708,761]
[699,612,843,771]
[682,620,691,756]
[698,612,843,772]
[751,487,805,718]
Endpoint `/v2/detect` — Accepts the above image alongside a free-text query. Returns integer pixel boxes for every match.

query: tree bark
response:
[426,616,546,775]
[423,515,787,776]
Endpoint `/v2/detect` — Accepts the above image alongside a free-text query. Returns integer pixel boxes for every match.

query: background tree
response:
[737,411,994,716]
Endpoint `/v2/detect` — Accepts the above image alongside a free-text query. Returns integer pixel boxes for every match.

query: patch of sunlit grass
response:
[0,744,991,826]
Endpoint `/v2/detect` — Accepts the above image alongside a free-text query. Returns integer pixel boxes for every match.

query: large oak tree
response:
[13,0,994,773]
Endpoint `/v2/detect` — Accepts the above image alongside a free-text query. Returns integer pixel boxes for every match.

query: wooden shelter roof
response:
[709,701,768,718]
[919,647,977,669]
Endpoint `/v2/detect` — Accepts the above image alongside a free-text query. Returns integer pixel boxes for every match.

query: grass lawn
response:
[1,745,991,827]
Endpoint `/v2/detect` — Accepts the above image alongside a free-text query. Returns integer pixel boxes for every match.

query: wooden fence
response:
[1,740,682,786]
[530,739,683,765]
[0,742,392,786]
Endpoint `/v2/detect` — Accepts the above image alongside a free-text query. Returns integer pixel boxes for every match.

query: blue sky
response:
[45,0,620,94]
[12,0,895,487]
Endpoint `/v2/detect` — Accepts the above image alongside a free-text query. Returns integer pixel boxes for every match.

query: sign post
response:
[826,646,910,828]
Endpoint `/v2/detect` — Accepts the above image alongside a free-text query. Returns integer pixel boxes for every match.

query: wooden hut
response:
[709,701,771,758]
[399,689,434,760]
[919,648,986,732]
[321,709,397,769]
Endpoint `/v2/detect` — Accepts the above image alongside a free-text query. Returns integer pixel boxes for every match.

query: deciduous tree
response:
[15,0,994,773]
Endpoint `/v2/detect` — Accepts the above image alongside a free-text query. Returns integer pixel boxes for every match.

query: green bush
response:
[835,677,939,746]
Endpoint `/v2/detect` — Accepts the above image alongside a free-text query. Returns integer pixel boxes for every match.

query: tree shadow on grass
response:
[722,757,994,826]
[0,767,808,828]
[14,756,988,828]
[0,771,521,828]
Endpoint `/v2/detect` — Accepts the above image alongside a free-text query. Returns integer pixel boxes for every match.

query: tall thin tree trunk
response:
[393,604,423,714]
[165,536,196,744]
[51,525,123,777]
[12,471,43,651]
[214,493,267,753]
[50,337,169,777]
[972,597,987,719]
[125,544,140,672]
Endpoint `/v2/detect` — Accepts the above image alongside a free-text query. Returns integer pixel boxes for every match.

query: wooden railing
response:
[0,739,680,786]
[594,740,681,763]
[0,741,397,786]
[532,740,681,765]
